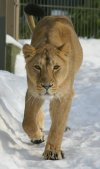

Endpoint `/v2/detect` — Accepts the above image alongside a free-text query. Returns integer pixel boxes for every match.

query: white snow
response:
[0,38,100,169]
[6,35,22,49]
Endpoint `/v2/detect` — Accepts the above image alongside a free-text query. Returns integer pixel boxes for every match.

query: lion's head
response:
[23,43,73,98]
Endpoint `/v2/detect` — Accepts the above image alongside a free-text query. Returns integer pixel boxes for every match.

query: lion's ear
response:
[23,44,36,62]
[58,43,71,56]
[57,44,65,51]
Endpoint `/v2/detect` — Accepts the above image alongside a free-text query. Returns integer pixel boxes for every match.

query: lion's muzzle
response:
[41,83,53,95]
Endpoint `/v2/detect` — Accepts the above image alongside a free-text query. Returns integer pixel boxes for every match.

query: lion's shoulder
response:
[38,16,73,27]
[31,16,73,48]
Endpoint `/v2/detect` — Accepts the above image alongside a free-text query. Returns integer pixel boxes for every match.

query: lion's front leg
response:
[43,94,73,160]
[22,91,44,143]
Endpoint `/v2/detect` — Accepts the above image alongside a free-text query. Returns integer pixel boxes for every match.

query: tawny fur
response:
[22,13,83,160]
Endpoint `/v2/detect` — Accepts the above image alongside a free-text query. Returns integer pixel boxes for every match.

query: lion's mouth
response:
[37,88,57,97]
[45,91,49,95]
[39,91,54,98]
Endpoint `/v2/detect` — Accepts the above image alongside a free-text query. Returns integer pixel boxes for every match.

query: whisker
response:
[31,92,40,105]
[37,87,43,90]
[26,95,33,104]
[56,94,61,103]
[26,91,39,105]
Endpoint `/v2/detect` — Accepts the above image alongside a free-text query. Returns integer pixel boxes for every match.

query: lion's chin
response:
[42,94,54,100]
[39,92,54,100]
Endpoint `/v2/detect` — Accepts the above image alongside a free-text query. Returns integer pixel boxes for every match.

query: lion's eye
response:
[34,65,41,71]
[53,65,60,70]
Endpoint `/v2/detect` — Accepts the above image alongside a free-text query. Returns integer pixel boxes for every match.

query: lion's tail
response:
[24,4,44,33]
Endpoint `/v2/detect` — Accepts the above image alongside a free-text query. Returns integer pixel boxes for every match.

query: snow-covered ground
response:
[0,38,100,169]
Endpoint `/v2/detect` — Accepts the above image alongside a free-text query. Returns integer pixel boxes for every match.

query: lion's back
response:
[31,16,74,47]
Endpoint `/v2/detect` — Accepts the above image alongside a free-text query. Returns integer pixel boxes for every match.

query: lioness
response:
[22,4,83,160]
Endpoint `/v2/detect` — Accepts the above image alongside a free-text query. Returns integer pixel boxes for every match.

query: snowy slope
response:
[0,39,100,169]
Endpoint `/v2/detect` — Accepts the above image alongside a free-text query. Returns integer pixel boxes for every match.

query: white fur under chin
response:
[41,94,63,103]
[41,95,54,101]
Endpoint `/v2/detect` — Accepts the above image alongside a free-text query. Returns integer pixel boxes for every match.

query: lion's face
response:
[23,44,71,98]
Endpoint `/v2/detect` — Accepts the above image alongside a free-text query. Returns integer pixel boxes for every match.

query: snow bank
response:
[6,35,22,49]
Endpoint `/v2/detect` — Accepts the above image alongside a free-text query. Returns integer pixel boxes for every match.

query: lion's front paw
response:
[31,135,45,144]
[43,150,64,160]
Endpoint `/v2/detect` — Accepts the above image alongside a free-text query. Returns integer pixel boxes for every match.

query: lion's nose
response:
[41,83,53,90]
